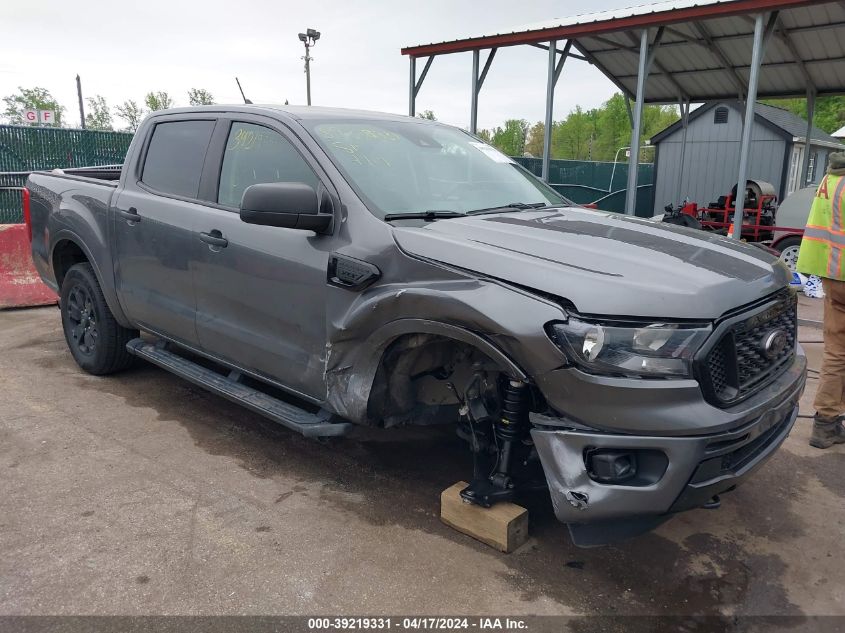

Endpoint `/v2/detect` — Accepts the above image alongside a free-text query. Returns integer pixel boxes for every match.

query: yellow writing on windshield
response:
[316,124,398,168]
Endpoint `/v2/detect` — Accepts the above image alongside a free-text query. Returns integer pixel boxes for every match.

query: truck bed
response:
[39,165,122,186]
[26,170,122,295]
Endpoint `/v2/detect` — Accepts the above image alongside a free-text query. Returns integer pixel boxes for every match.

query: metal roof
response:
[401,0,845,103]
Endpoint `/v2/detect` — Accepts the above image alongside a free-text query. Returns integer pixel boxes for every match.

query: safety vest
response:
[797,173,845,281]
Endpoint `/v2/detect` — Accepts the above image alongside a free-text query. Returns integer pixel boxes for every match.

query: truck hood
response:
[392,207,790,319]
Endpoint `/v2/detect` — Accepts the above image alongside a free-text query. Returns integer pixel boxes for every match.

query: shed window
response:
[714,107,729,124]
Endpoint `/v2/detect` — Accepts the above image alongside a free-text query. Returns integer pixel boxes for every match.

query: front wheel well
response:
[52,240,89,289]
[366,333,534,428]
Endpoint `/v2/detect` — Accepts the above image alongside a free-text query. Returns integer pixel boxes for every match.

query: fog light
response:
[586,449,637,483]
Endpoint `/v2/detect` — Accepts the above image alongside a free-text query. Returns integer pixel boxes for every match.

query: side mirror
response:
[239,182,332,232]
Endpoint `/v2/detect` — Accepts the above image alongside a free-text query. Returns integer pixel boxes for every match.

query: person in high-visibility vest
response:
[797,151,845,448]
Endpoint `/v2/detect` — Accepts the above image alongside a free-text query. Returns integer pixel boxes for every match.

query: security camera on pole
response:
[298,28,321,106]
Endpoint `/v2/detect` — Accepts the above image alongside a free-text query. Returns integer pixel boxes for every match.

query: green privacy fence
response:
[0,125,132,172]
[513,156,655,216]
[0,126,655,222]
[0,125,132,223]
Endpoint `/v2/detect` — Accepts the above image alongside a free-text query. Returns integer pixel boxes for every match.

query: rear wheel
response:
[776,236,802,272]
[60,262,138,375]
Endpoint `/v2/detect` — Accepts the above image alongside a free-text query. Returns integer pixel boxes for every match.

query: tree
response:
[524,122,545,157]
[489,119,529,156]
[593,93,631,161]
[84,95,113,131]
[475,129,492,142]
[482,94,678,163]
[641,103,679,142]
[417,109,436,120]
[144,91,174,111]
[115,100,145,132]
[188,88,215,106]
[552,105,597,160]
[2,86,65,126]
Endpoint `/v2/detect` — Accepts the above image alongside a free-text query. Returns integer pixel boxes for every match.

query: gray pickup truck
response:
[26,105,806,546]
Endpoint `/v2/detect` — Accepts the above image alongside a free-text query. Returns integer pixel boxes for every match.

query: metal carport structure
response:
[401,0,845,236]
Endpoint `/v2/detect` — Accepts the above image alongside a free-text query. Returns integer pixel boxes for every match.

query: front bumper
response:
[530,352,805,546]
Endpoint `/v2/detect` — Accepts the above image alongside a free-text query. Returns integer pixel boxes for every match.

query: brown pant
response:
[815,278,845,419]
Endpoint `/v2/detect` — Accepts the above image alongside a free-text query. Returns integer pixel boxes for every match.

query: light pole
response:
[298,28,321,106]
[609,142,653,193]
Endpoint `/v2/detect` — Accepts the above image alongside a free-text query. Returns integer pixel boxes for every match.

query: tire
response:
[776,236,803,272]
[60,262,138,375]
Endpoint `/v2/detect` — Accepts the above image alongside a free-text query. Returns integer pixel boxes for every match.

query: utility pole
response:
[76,74,85,129]
[298,28,321,105]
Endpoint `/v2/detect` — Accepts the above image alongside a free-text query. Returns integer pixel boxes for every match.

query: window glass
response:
[218,122,319,207]
[302,119,565,218]
[142,120,215,198]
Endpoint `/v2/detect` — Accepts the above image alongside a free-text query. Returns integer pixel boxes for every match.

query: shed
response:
[651,101,843,214]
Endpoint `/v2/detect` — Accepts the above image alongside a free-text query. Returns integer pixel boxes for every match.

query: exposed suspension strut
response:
[461,378,537,507]
[490,380,529,489]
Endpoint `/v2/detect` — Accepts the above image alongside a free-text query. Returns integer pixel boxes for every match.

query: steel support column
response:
[625,29,650,215]
[731,14,767,239]
[541,40,572,183]
[675,97,691,205]
[470,49,497,135]
[408,56,416,117]
[470,50,480,134]
[409,55,434,118]
[542,40,557,182]
[800,86,816,188]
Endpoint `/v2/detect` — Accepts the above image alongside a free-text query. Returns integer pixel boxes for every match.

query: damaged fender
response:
[322,274,567,424]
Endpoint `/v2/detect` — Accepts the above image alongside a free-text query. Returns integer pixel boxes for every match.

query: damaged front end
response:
[318,212,805,547]
[531,392,799,546]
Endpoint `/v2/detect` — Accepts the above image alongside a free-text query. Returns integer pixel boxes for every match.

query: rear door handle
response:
[199,230,228,248]
[119,207,141,222]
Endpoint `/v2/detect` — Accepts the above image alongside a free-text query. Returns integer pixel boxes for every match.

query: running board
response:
[126,339,351,438]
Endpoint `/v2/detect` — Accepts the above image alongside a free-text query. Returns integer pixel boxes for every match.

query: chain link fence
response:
[0,125,132,222]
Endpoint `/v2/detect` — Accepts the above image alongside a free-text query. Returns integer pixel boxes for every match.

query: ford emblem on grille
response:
[762,329,788,359]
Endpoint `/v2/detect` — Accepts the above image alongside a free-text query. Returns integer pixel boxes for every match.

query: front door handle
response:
[119,207,141,222]
[199,230,228,248]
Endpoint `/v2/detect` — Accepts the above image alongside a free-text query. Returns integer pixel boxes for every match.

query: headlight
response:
[546,317,711,378]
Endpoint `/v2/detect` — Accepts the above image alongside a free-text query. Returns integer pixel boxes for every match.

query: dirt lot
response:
[0,305,843,617]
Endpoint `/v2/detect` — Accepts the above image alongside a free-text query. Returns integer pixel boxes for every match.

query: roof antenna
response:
[235,77,252,104]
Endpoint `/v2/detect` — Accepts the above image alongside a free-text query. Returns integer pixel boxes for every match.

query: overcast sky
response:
[1,0,640,131]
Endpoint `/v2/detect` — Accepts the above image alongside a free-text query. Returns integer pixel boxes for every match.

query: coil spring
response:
[497,380,528,440]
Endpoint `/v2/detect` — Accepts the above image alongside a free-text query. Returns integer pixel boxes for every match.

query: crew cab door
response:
[192,117,334,400]
[113,117,216,346]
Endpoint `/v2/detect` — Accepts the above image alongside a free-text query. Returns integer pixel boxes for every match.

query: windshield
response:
[302,119,568,219]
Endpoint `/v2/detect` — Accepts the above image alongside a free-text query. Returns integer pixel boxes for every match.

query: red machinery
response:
[664,179,805,245]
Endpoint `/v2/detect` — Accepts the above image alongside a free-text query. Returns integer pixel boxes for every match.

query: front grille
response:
[706,344,729,397]
[701,291,797,406]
